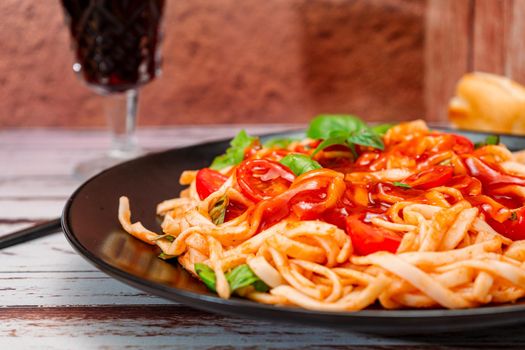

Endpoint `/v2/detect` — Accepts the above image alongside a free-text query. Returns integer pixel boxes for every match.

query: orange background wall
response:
[0,0,425,127]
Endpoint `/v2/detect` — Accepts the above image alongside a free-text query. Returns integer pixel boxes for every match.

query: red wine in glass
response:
[60,0,165,178]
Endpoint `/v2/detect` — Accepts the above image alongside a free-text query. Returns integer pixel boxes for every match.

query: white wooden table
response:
[2,125,525,349]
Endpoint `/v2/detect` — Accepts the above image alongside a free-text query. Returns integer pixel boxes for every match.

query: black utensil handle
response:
[0,218,62,249]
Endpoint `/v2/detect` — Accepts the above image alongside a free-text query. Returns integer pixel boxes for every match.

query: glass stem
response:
[106,89,141,159]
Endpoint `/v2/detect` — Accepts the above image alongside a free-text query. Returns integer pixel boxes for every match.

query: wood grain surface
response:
[2,125,525,349]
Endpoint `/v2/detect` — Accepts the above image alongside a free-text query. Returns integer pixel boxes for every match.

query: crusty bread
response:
[449,72,525,134]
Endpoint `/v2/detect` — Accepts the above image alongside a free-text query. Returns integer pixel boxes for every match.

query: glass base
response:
[73,149,144,181]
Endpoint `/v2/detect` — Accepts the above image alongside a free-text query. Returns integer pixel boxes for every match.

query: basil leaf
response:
[393,182,411,189]
[225,264,269,292]
[210,130,256,170]
[307,115,386,157]
[151,234,175,242]
[474,135,500,149]
[347,130,384,150]
[485,135,500,145]
[371,123,393,136]
[306,114,366,139]
[209,195,229,225]
[195,263,217,292]
[158,252,176,260]
[253,280,270,292]
[311,135,348,157]
[279,154,322,176]
[263,136,300,149]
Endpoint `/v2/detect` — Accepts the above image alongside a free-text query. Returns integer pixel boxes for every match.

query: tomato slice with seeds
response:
[346,214,402,255]
[195,168,228,200]
[487,207,525,241]
[405,166,453,190]
[451,134,474,154]
[236,159,295,202]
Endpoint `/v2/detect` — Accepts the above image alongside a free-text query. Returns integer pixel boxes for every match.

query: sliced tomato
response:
[195,168,228,200]
[487,207,525,241]
[405,166,453,190]
[321,206,348,230]
[465,157,525,188]
[428,133,474,154]
[346,214,402,255]
[244,139,262,159]
[447,175,482,196]
[451,134,474,154]
[236,159,295,202]
[224,200,247,222]
[289,189,326,220]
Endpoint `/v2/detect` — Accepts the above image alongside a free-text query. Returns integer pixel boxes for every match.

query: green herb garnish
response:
[371,123,394,136]
[209,194,229,225]
[194,263,269,294]
[474,135,500,149]
[226,264,269,293]
[195,263,217,292]
[263,136,300,149]
[279,153,322,176]
[393,182,412,189]
[307,115,387,157]
[510,211,518,221]
[210,130,256,170]
[158,252,176,260]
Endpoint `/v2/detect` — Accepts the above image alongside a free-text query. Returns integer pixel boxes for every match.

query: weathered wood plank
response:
[472,0,509,74]
[0,176,77,198]
[0,125,298,149]
[0,125,298,178]
[2,306,525,348]
[507,0,525,85]
[0,271,167,306]
[0,232,168,306]
[0,306,391,349]
[0,199,65,220]
[424,0,473,122]
[0,231,95,272]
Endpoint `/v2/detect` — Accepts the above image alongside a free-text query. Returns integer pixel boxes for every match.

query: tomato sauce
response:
[198,123,525,250]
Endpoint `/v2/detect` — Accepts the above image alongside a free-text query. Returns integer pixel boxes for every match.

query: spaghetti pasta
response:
[118,117,525,311]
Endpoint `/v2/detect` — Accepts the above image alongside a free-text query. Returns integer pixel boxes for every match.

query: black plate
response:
[62,127,525,334]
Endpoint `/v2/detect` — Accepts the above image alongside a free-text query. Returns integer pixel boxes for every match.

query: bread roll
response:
[448,72,525,134]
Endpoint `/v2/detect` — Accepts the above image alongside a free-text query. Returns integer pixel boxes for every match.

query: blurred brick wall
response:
[0,0,425,127]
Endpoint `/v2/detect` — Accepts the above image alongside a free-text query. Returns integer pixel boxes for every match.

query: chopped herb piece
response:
[195,263,217,292]
[279,153,322,176]
[393,182,412,189]
[371,123,393,136]
[510,211,518,221]
[210,130,256,170]
[263,136,300,148]
[158,252,176,260]
[486,135,500,145]
[226,264,269,293]
[474,135,500,149]
[307,115,389,158]
[209,194,229,225]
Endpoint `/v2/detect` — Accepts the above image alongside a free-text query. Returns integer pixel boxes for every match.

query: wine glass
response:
[60,0,165,179]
